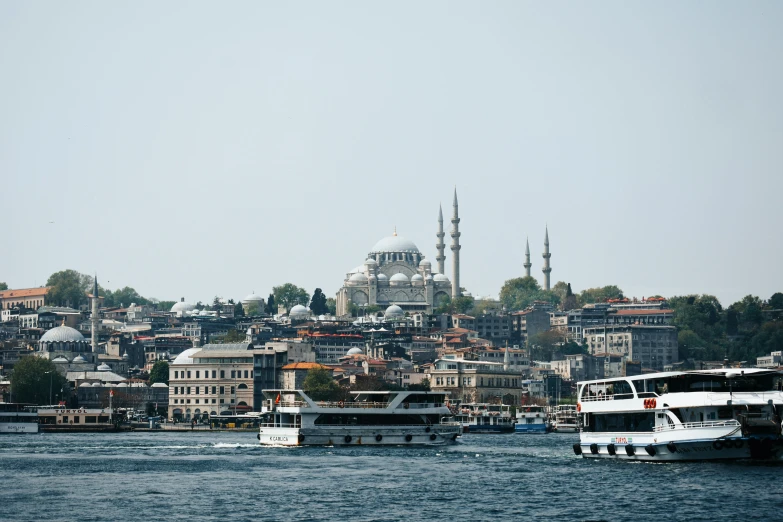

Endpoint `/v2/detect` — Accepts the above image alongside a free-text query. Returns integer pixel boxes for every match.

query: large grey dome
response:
[171,300,195,313]
[40,325,85,343]
[370,235,420,254]
[242,293,264,303]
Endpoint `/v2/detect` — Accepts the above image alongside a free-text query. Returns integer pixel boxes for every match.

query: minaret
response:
[435,204,446,275]
[91,274,99,354]
[503,342,510,371]
[542,226,552,291]
[523,237,531,277]
[450,189,461,298]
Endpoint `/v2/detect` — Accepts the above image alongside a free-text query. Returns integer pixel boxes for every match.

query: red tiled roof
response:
[0,287,50,299]
[282,362,332,371]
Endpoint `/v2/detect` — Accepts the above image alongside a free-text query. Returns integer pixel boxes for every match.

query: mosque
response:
[335,190,464,316]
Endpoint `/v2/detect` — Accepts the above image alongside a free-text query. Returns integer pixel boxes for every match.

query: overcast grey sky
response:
[2,1,781,307]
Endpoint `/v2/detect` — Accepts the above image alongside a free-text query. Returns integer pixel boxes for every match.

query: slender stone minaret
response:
[91,274,99,354]
[435,204,446,275]
[542,226,552,291]
[523,237,532,277]
[450,189,461,298]
[503,342,510,371]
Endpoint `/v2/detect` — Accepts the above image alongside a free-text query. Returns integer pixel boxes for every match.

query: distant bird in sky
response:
[48,221,54,224]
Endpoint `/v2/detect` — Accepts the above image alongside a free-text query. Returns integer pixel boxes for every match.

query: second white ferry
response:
[0,403,38,434]
[258,389,462,446]
[574,368,783,461]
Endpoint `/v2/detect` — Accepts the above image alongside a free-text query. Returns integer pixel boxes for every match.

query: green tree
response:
[528,329,562,361]
[234,302,245,317]
[768,292,783,310]
[245,303,260,316]
[326,297,337,315]
[10,356,67,405]
[0,282,8,291]
[310,288,329,315]
[550,281,569,304]
[148,361,169,385]
[499,276,552,311]
[452,295,475,314]
[104,286,150,308]
[302,367,341,401]
[212,296,222,312]
[154,300,176,312]
[221,329,246,343]
[46,269,91,308]
[578,285,624,305]
[273,284,309,313]
[265,293,276,315]
[408,378,431,391]
[434,295,451,315]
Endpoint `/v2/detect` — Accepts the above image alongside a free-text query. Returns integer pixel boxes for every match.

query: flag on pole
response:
[275,393,280,404]
[110,390,114,397]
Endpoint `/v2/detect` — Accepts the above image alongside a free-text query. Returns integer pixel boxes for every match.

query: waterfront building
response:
[281,362,332,390]
[756,351,783,368]
[511,302,553,344]
[428,357,525,404]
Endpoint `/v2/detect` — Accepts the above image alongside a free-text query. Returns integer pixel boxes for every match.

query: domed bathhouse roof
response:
[151,382,168,388]
[289,305,310,319]
[52,356,69,363]
[384,305,405,319]
[40,325,85,343]
[171,299,195,314]
[411,274,424,282]
[97,363,112,371]
[346,347,364,356]
[72,355,87,363]
[172,348,201,365]
[242,293,265,303]
[79,382,92,388]
[369,235,420,254]
[433,273,450,282]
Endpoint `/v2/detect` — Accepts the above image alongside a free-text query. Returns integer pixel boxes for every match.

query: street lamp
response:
[44,371,53,406]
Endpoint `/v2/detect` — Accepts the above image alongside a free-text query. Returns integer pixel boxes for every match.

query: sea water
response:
[0,431,780,521]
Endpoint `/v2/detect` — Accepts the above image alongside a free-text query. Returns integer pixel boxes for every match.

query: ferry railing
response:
[259,421,461,428]
[653,419,741,432]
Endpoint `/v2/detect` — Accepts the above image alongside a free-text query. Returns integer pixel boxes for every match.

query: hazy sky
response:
[2,2,782,308]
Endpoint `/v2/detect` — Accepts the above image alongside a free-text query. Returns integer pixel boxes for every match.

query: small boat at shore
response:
[573,368,783,461]
[454,403,515,433]
[551,405,579,433]
[258,389,461,446]
[515,405,549,433]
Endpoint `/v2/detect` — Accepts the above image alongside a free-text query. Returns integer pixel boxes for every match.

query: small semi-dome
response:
[349,272,368,283]
[172,348,201,365]
[151,382,168,388]
[389,273,409,284]
[91,382,102,387]
[289,305,310,318]
[364,258,378,266]
[385,305,405,319]
[376,273,388,282]
[410,274,424,282]
[346,347,364,356]
[419,259,431,267]
[52,356,69,363]
[97,363,112,371]
[79,382,92,388]
[171,299,195,314]
[433,273,450,282]
[72,355,87,363]
[116,382,128,388]
[41,325,85,343]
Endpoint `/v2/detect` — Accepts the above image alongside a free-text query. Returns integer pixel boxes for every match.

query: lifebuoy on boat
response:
[405,434,413,442]
[344,435,352,443]
[375,434,383,442]
[713,440,723,451]
[429,434,437,441]
[338,401,345,408]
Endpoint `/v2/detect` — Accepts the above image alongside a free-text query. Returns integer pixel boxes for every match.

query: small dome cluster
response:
[289,304,310,319]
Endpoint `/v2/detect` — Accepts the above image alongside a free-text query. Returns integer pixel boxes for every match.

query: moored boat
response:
[551,405,579,433]
[258,389,462,446]
[455,403,515,433]
[573,368,783,461]
[514,405,550,433]
[0,403,38,434]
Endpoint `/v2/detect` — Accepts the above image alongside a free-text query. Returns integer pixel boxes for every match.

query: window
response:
[186,387,191,394]
[195,387,199,395]
[212,386,216,394]
[174,371,179,379]
[220,386,225,394]
[220,371,225,378]
[231,386,235,394]
[187,371,191,378]
[212,370,216,378]
[231,370,236,379]
[244,370,248,379]
[196,371,200,378]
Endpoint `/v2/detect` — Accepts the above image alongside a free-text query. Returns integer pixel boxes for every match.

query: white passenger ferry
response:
[574,369,783,461]
[0,403,38,434]
[258,390,462,446]
[551,405,579,433]
[514,405,550,434]
[454,403,515,433]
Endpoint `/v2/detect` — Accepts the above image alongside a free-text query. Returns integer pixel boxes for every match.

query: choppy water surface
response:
[0,431,780,521]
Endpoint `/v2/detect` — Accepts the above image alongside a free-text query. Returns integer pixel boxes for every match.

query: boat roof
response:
[262,389,448,396]
[577,367,781,386]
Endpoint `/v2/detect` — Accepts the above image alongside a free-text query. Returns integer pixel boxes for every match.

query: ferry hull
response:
[259,426,461,446]
[464,425,515,434]
[0,423,39,434]
[576,437,783,461]
[515,424,548,434]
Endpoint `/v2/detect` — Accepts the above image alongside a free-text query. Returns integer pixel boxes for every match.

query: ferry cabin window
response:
[631,379,657,397]
[586,412,655,432]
